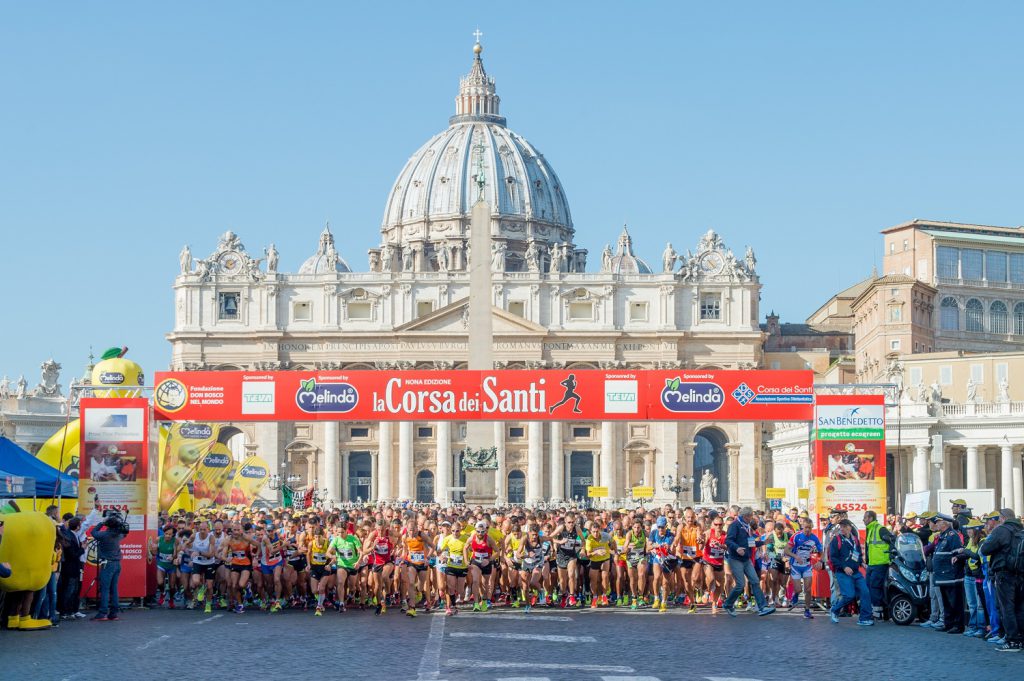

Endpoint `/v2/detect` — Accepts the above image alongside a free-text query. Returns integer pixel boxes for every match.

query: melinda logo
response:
[98,372,125,385]
[295,378,358,413]
[179,424,213,439]
[239,464,267,478]
[203,452,231,468]
[660,377,724,413]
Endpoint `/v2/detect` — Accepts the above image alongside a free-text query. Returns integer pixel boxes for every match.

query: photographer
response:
[89,504,130,622]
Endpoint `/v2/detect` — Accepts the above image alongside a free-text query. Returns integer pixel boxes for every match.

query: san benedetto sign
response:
[153,369,814,422]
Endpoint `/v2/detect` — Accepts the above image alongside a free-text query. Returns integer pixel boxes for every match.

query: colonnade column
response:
[681,442,697,506]
[324,421,339,505]
[398,421,413,501]
[1001,444,1013,509]
[494,422,507,505]
[656,422,679,504]
[435,421,451,505]
[600,421,617,509]
[340,450,350,503]
[913,444,929,495]
[726,443,742,504]
[1013,449,1024,515]
[549,421,564,504]
[966,446,980,490]
[527,421,543,506]
[377,421,392,502]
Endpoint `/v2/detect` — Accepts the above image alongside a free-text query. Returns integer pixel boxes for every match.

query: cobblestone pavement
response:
[2,606,1022,681]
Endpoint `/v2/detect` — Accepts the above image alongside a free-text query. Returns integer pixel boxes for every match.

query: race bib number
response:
[410,552,425,563]
[682,545,697,558]
[747,537,756,548]
[851,550,860,563]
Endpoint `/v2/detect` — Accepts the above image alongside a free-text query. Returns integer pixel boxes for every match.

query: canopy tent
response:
[0,437,77,498]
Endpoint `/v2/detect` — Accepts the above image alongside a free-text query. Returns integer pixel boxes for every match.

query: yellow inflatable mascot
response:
[0,511,58,630]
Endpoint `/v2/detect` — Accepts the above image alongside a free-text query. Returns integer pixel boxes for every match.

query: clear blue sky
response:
[2,2,1023,386]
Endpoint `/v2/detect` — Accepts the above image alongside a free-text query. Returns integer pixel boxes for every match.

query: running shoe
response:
[472,601,482,612]
[375,603,383,616]
[659,601,668,613]
[591,597,598,609]
[524,603,532,613]
[196,585,207,602]
[567,594,577,607]
[233,604,245,614]
[630,598,638,611]
[219,597,228,609]
[270,602,282,613]
[830,610,840,624]
[600,595,609,607]
[204,602,212,614]
[538,592,547,606]
[157,593,165,606]
[185,601,195,610]
[406,607,417,618]
[529,594,538,607]
[381,604,387,615]
[445,606,454,616]
[651,597,660,610]
[688,605,697,614]
[168,601,175,610]
[618,595,629,607]
[804,609,814,619]
[315,607,324,617]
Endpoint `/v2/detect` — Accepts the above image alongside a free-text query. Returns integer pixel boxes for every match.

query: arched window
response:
[990,301,1008,334]
[1015,302,1024,336]
[415,469,434,503]
[940,297,959,330]
[507,469,526,505]
[966,298,984,332]
[693,428,729,504]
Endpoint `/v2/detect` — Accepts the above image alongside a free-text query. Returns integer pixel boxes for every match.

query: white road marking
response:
[416,608,446,680]
[195,614,223,624]
[705,677,766,681]
[445,661,634,673]
[603,677,662,681]
[136,634,170,650]
[449,632,596,643]
[495,678,553,681]
[459,613,573,622]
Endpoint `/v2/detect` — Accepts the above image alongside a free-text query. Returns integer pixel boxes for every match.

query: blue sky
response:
[2,2,1023,386]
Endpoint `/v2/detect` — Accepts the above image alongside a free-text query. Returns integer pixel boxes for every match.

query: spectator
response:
[90,510,130,622]
[827,519,873,626]
[864,510,894,619]
[722,506,775,617]
[58,516,86,619]
[979,508,1024,652]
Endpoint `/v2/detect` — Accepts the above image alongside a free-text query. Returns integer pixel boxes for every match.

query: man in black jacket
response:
[57,516,85,619]
[980,508,1024,652]
[931,513,965,633]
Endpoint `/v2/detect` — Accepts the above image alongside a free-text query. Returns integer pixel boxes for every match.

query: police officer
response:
[917,511,946,628]
[864,510,894,619]
[932,513,965,633]
[950,499,972,531]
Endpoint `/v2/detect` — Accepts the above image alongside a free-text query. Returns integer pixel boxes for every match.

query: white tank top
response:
[192,534,216,565]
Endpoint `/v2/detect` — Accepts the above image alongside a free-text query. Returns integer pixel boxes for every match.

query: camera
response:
[102,509,131,535]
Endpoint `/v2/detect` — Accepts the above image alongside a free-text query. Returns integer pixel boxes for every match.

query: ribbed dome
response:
[604,226,652,274]
[375,40,578,273]
[299,225,351,274]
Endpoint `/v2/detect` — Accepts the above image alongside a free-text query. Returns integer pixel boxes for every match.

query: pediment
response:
[394,298,547,334]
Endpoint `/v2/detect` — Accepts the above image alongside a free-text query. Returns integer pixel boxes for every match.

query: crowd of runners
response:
[145,503,828,618]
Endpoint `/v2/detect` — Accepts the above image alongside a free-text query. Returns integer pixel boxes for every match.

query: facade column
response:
[377,421,392,502]
[340,450,350,503]
[398,421,413,501]
[914,444,929,495]
[656,422,679,504]
[527,421,543,506]
[1014,448,1024,515]
[1001,444,1013,508]
[435,421,451,505]
[681,442,697,506]
[494,422,507,505]
[643,453,655,490]
[324,421,339,505]
[600,421,617,509]
[727,443,742,504]
[370,452,378,502]
[965,446,980,491]
[549,421,564,503]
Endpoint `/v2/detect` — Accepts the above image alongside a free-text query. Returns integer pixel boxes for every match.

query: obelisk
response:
[462,143,497,506]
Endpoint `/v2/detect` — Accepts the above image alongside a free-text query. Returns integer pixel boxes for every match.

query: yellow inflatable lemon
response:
[91,346,144,398]
[0,511,57,592]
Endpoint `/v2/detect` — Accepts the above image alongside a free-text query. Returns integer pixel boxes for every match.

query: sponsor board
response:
[631,485,655,498]
[154,369,815,422]
[83,407,146,442]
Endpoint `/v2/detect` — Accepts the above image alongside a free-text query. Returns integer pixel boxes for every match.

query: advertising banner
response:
[227,455,270,506]
[154,369,814,423]
[78,398,155,599]
[159,422,219,511]
[192,443,235,509]
[810,394,887,528]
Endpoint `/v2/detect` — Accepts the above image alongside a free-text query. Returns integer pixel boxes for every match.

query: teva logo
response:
[98,371,125,385]
[84,407,145,442]
[604,379,638,414]
[659,377,724,413]
[240,464,267,478]
[295,378,358,413]
[202,452,231,468]
[179,424,213,439]
[242,381,276,415]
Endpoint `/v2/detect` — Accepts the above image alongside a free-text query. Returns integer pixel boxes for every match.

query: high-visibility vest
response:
[866,522,890,566]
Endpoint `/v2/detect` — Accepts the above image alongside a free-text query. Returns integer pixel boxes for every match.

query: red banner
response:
[79,398,157,598]
[154,369,814,422]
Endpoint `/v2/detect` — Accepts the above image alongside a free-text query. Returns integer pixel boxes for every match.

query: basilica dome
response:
[376,41,580,274]
[299,225,351,274]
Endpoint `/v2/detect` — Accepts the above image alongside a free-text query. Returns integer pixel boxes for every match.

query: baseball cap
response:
[950,498,968,506]
[982,510,1001,521]
[475,521,487,531]
[964,518,984,529]
[934,513,954,522]
[656,516,667,527]
[918,511,936,520]
[904,512,918,520]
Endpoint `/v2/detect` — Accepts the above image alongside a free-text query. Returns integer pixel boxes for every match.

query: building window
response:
[508,426,525,438]
[987,251,1008,282]
[507,300,525,317]
[997,362,1009,383]
[889,305,902,322]
[936,246,959,279]
[416,301,434,318]
[1011,254,1024,284]
[939,366,953,386]
[909,367,922,386]
[903,239,909,251]
[629,301,648,322]
[350,427,369,438]
[347,302,372,320]
[890,339,901,351]
[940,297,959,330]
[1015,302,1024,335]
[991,301,1008,334]
[889,242,895,254]
[416,426,433,438]
[572,426,591,439]
[962,249,984,281]
[700,294,721,320]
[218,292,240,320]
[568,302,593,320]
[970,364,983,383]
[965,298,984,332]
[292,301,312,321]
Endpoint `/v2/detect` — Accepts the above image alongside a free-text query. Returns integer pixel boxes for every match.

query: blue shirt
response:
[788,531,823,566]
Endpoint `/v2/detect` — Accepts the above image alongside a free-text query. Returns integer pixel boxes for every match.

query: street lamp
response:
[661,464,694,507]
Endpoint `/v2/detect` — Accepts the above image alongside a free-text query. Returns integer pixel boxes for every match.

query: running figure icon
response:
[549,373,583,414]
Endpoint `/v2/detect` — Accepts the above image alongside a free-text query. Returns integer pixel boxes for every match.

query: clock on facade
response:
[699,251,725,275]
[220,252,242,274]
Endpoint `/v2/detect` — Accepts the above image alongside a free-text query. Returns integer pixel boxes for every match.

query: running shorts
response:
[310,565,330,580]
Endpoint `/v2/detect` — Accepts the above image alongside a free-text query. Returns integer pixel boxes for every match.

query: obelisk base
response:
[463,469,497,507]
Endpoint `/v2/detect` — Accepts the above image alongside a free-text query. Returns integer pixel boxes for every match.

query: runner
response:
[466,520,497,612]
[675,509,702,613]
[786,516,823,619]
[515,524,552,611]
[400,514,433,617]
[327,519,363,614]
[222,523,258,614]
[306,522,332,616]
[189,521,218,614]
[552,514,583,607]
[702,515,727,614]
[257,522,285,612]
[150,526,177,608]
[439,519,469,616]
[363,518,396,615]
[647,516,675,612]
[581,519,612,608]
